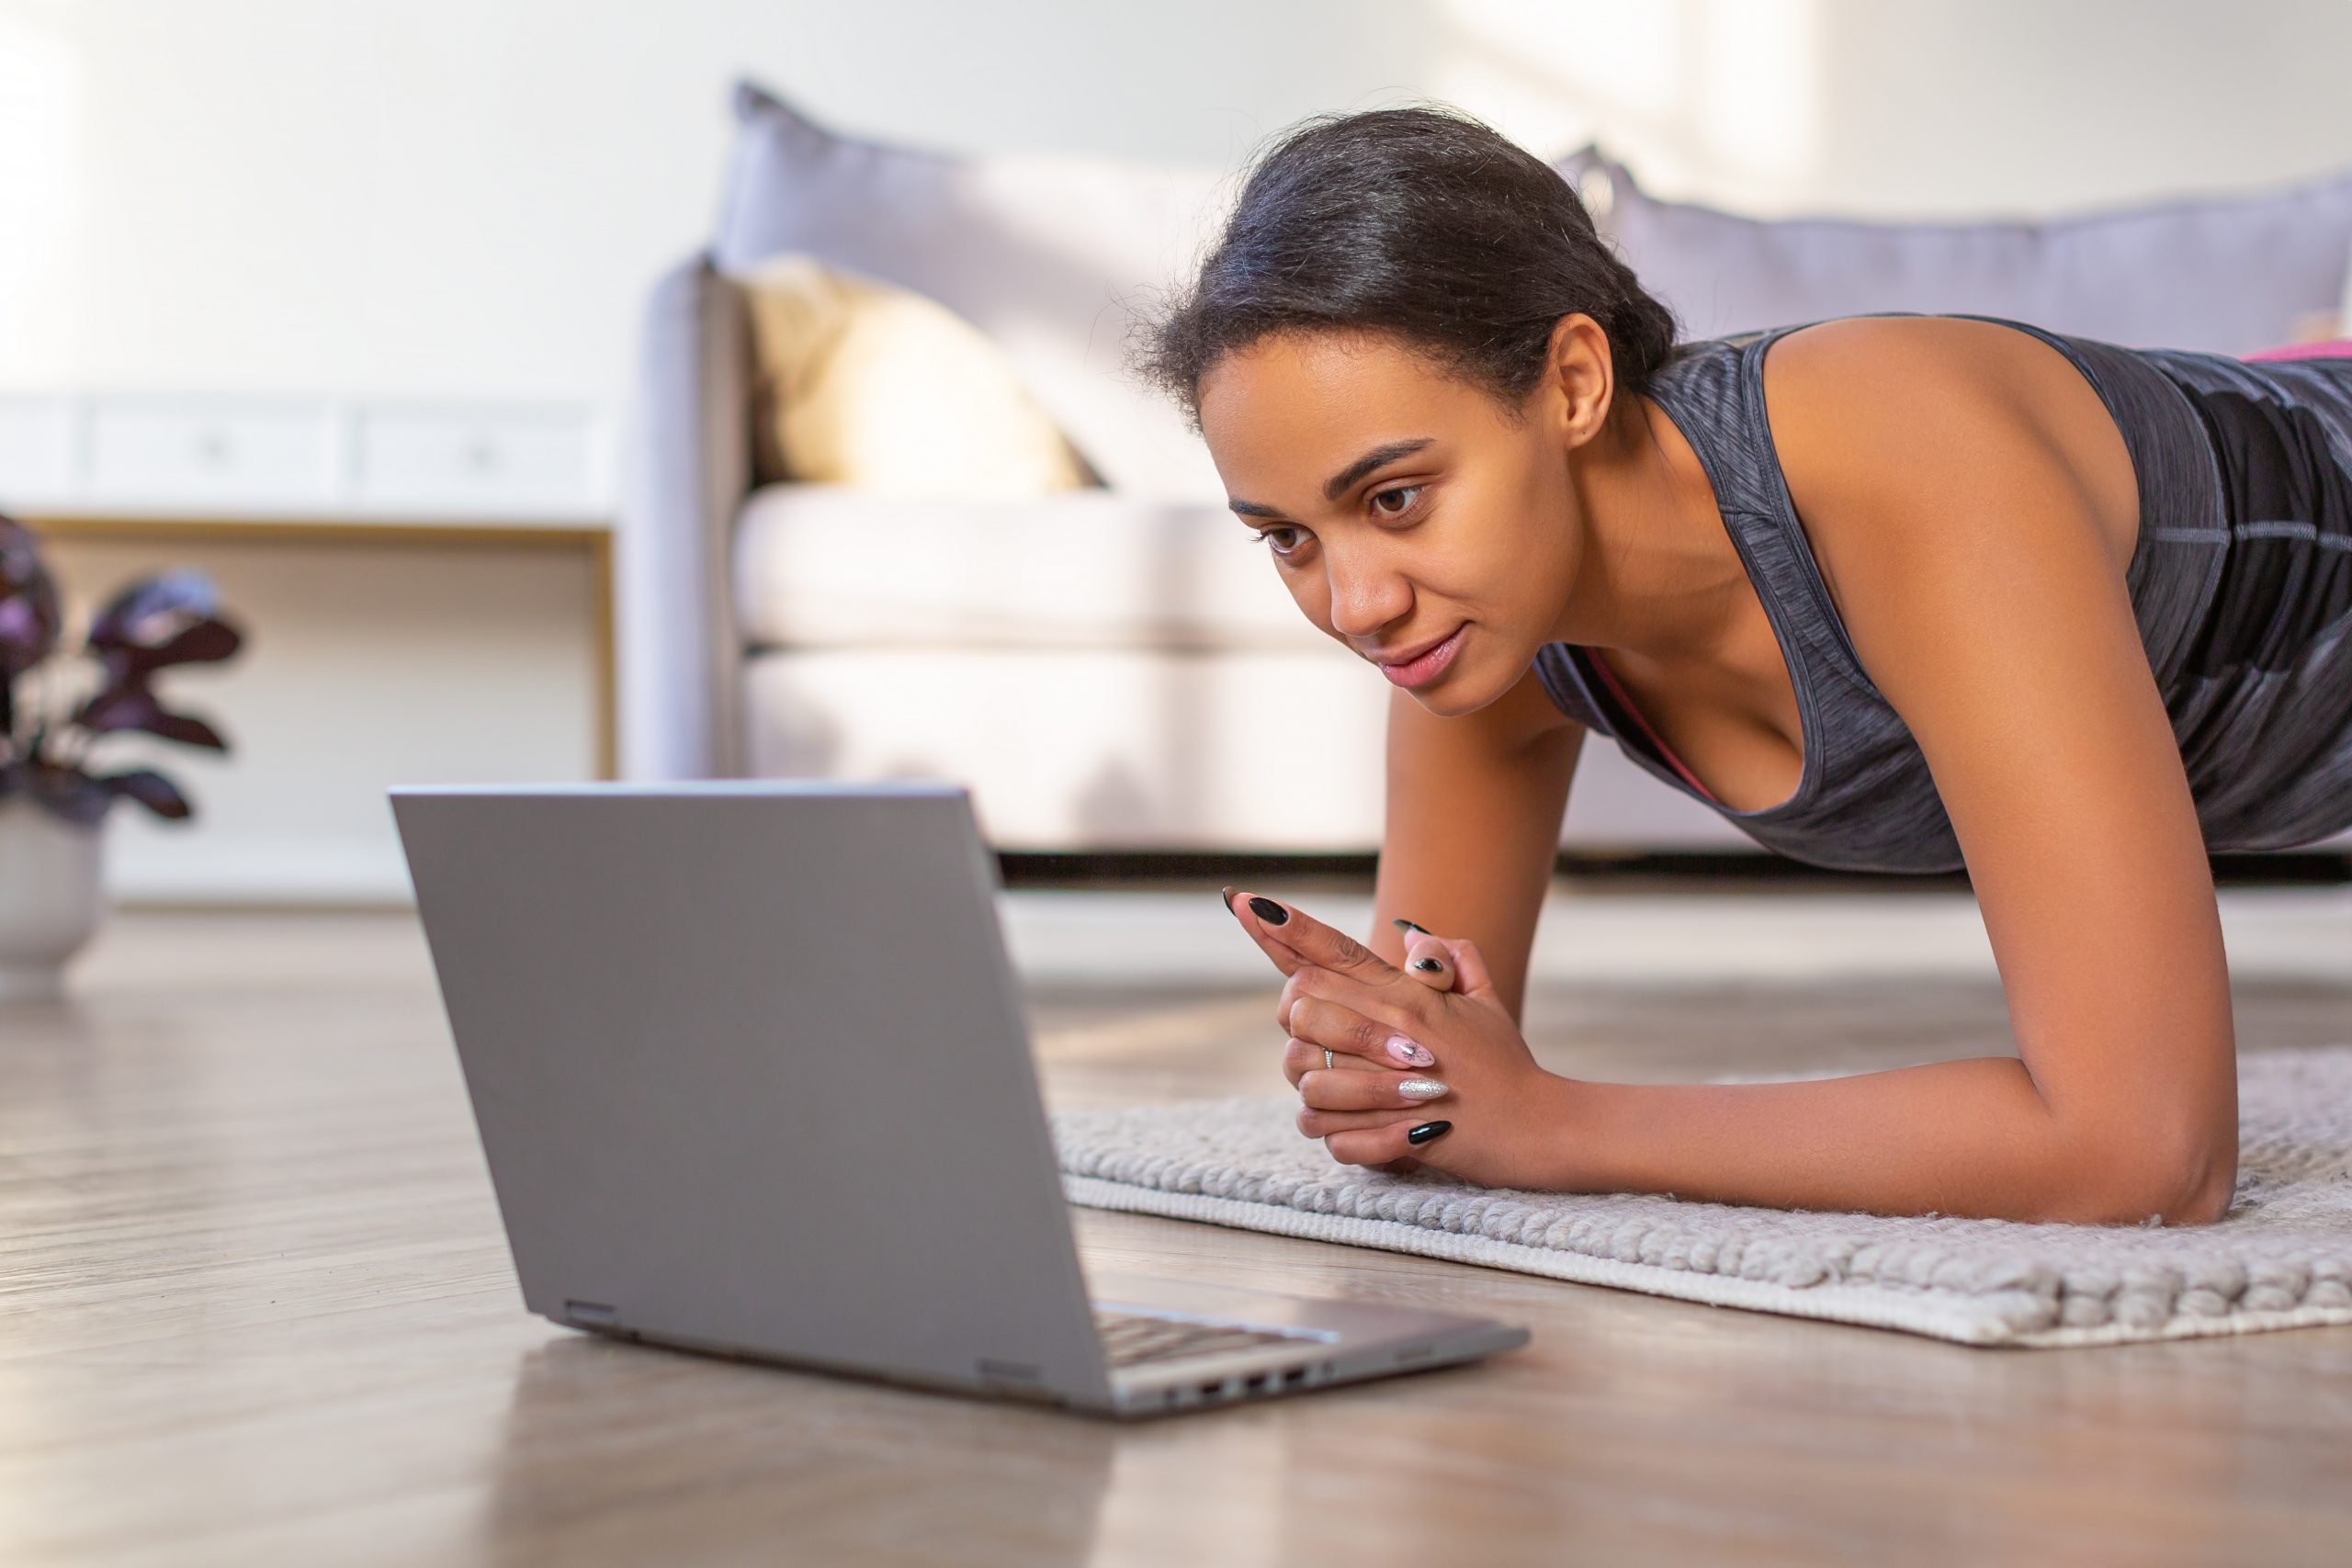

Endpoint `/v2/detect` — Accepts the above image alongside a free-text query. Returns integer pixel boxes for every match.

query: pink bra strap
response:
[1584,649,1721,805]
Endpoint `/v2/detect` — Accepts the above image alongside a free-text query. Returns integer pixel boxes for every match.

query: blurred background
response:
[3,0,2350,909]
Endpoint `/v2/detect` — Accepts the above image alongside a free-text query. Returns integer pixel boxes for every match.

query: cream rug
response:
[1050,1045,2352,1348]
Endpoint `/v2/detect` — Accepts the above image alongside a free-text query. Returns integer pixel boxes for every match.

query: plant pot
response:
[0,794,106,1001]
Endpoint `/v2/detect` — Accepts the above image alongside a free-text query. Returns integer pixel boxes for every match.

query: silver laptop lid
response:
[389,781,1110,1404]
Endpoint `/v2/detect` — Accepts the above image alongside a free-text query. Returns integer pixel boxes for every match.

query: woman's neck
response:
[1546,391,1752,670]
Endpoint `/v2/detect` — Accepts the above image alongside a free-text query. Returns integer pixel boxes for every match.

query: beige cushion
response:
[731,484,1330,651]
[738,253,1097,499]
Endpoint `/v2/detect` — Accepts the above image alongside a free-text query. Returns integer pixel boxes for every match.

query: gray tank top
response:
[1531,311,2352,873]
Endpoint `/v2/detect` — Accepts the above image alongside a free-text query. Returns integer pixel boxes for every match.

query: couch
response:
[620,80,2352,855]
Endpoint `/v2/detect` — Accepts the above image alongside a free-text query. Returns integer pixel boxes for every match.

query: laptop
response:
[388,780,1530,1418]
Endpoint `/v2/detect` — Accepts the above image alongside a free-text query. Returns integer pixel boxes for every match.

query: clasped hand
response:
[1219,889,1560,1187]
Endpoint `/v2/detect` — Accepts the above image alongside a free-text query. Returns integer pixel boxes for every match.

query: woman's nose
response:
[1324,554,1412,641]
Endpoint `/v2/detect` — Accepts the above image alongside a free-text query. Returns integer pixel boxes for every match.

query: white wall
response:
[5,0,2352,413]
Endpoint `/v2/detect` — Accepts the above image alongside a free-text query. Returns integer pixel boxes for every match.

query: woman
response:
[1132,106,2352,1225]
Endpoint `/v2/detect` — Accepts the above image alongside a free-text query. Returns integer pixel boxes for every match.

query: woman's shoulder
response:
[1753,314,2143,581]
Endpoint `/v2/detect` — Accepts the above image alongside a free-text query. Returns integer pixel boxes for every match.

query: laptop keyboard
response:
[1091,1306,1318,1369]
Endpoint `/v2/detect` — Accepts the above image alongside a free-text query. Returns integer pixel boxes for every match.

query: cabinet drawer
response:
[86,399,339,505]
[0,396,77,502]
[354,407,596,513]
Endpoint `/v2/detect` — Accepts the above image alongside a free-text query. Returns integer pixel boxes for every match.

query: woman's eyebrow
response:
[1227,436,1435,518]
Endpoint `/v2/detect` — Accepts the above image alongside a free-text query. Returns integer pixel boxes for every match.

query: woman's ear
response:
[1544,311,1617,449]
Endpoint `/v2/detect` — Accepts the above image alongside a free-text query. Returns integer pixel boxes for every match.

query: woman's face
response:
[1196,324,1610,716]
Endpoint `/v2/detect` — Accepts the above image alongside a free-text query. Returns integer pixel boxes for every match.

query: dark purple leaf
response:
[70,681,155,734]
[145,615,242,670]
[0,514,62,679]
[85,614,243,682]
[15,760,192,824]
[141,710,228,751]
[25,761,110,825]
[71,682,229,750]
[100,768,192,821]
[86,570,218,651]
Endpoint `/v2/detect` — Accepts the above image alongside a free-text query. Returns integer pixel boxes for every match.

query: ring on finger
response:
[1323,1047,1335,1069]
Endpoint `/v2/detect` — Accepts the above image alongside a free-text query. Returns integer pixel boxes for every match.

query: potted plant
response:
[0,512,245,1000]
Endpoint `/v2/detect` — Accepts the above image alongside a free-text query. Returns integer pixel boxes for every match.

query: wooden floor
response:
[5,904,2350,1566]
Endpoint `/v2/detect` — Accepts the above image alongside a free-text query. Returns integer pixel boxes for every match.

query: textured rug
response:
[1050,1045,2352,1348]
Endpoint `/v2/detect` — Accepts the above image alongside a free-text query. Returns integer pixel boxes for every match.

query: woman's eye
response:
[1251,526,1307,555]
[1370,485,1422,519]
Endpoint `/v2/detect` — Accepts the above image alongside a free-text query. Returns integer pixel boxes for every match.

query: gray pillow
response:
[713,80,1233,500]
[1553,142,2352,355]
[709,77,2352,497]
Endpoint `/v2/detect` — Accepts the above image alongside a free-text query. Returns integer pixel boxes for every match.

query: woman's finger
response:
[1223,887,1397,985]
[1295,1103,1433,1140]
[1275,961,1429,1043]
[1299,1065,1450,1111]
[1400,931,1456,992]
[1282,1035,1392,1088]
[1387,918,1503,1005]
[1325,1121,1450,1168]
[1442,935,1503,1006]
[1284,992,1439,1070]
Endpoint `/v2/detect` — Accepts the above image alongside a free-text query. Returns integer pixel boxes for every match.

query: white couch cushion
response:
[740,645,1748,852]
[742,646,1386,849]
[732,483,1330,651]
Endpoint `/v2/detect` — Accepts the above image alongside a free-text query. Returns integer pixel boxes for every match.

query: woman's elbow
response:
[2056,1124,2239,1227]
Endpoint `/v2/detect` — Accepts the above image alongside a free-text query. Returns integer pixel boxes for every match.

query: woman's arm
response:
[1368,671,1583,1022]
[1549,330,2240,1222]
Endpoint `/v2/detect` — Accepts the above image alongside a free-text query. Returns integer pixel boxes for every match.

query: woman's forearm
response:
[1371,677,1583,1021]
[1527,1055,2235,1225]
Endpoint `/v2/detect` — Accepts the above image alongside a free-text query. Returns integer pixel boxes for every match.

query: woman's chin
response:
[1406,646,1511,716]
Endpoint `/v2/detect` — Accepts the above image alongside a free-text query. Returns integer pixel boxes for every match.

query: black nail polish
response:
[1411,956,1444,972]
[1247,896,1289,926]
[1407,1120,1452,1145]
[1391,918,1432,936]
[1219,885,1237,914]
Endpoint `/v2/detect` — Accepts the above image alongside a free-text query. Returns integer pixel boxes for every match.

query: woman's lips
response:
[1377,625,1466,689]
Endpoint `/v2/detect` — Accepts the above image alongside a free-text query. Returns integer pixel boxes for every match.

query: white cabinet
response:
[0,393,607,520]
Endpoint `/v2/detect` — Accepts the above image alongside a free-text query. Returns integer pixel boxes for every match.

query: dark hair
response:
[1132,104,1679,434]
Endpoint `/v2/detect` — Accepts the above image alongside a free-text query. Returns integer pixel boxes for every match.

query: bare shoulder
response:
[1752,315,2142,621]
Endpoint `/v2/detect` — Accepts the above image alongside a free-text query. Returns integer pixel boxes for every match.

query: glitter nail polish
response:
[1396,1077,1449,1100]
